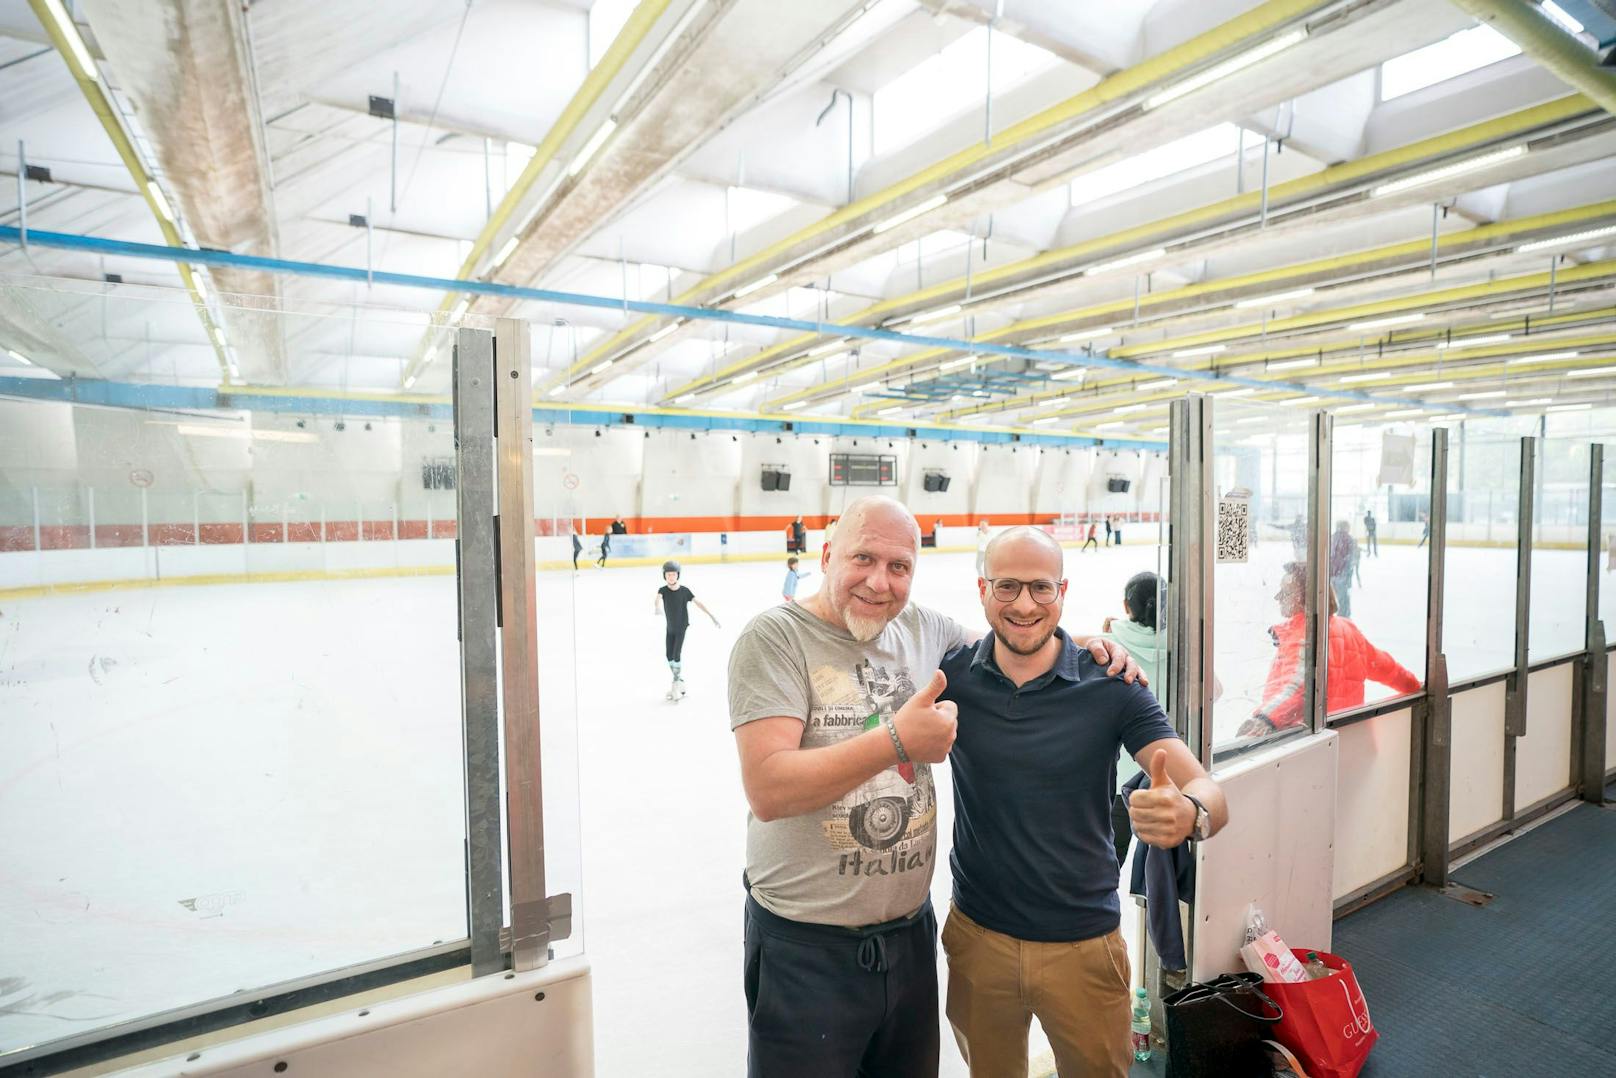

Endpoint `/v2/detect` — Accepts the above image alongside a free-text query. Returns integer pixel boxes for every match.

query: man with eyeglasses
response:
[939,526,1229,1076]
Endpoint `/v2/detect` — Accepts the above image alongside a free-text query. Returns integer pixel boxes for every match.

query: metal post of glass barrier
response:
[1418,428,1453,887]
[453,326,505,976]
[1168,395,1212,769]
[494,316,566,971]
[1306,411,1332,734]
[1580,445,1606,806]
[1503,436,1536,822]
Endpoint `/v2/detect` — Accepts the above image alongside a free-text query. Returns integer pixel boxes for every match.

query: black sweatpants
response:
[743,894,939,1078]
[666,624,688,663]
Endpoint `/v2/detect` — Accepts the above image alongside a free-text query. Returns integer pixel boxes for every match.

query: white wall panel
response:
[1449,682,1507,844]
[1515,663,1575,811]
[1196,733,1338,981]
[1332,708,1412,901]
[972,445,1039,517]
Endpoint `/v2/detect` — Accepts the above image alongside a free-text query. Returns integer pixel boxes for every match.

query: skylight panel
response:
[872,25,1063,157]
[1068,123,1263,207]
[1380,24,1520,101]
[725,186,799,236]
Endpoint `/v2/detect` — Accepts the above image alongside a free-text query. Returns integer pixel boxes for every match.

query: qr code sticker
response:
[1217,496,1250,564]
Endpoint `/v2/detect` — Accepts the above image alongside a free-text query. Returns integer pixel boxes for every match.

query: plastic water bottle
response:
[1304,951,1332,980]
[1131,987,1152,1062]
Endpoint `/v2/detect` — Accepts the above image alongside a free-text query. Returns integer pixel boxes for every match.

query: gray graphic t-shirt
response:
[729,601,970,927]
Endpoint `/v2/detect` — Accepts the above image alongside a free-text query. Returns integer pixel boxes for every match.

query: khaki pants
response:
[942,905,1131,1078]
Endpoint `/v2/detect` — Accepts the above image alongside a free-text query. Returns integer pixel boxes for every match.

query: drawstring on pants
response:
[857,933,889,973]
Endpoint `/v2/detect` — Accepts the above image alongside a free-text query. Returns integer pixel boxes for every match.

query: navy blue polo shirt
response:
[940,629,1177,942]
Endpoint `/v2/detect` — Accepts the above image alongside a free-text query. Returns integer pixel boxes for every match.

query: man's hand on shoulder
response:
[1078,635,1145,686]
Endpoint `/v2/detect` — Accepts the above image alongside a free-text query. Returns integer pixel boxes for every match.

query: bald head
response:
[982,525,1064,579]
[837,495,921,550]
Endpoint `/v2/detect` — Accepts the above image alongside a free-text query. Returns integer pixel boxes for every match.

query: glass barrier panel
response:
[1442,420,1523,682]
[1209,398,1314,756]
[1529,438,1591,661]
[0,277,471,1059]
[1601,444,1616,636]
[1328,422,1429,710]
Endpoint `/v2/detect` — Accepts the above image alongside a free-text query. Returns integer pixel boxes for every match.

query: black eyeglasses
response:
[987,578,1062,604]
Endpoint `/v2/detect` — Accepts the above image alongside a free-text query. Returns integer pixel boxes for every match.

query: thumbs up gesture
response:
[892,670,958,764]
[1128,749,1197,848]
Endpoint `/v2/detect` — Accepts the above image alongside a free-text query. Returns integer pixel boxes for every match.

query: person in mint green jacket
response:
[1102,572,1167,792]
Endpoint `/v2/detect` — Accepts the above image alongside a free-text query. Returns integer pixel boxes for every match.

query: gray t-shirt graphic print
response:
[729,601,970,927]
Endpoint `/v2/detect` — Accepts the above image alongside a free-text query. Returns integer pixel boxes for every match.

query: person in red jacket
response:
[1238,562,1420,736]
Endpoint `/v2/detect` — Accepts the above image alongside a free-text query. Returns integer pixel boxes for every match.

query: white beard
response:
[844,612,889,642]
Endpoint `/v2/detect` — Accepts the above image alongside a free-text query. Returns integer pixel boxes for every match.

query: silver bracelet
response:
[881,712,910,765]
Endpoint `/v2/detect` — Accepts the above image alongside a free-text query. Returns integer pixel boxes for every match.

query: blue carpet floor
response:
[1332,803,1616,1077]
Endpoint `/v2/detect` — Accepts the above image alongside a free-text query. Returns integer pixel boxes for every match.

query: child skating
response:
[653,560,720,701]
[781,556,813,603]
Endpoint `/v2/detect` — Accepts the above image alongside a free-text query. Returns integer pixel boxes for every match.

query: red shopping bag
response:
[1264,949,1377,1078]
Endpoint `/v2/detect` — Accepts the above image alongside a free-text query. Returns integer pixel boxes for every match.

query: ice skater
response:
[654,560,720,701]
[571,525,582,571]
[781,556,812,603]
[597,524,611,569]
[1081,520,1099,551]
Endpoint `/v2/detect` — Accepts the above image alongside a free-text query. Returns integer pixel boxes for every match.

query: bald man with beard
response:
[727,498,1143,1078]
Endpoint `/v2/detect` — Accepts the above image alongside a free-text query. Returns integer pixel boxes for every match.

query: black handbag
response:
[1163,972,1284,1078]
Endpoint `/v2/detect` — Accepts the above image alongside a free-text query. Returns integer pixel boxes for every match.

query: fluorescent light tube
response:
[589,359,614,375]
[404,374,417,389]
[808,339,848,356]
[1456,390,1506,399]
[647,321,682,344]
[1336,403,1378,412]
[876,405,903,415]
[1548,403,1591,411]
[1220,387,1255,397]
[1085,249,1166,276]
[1266,357,1319,371]
[492,236,520,268]
[1234,287,1315,309]
[1115,403,1148,413]
[1517,224,1616,254]
[1505,398,1553,406]
[1405,381,1454,391]
[872,194,947,235]
[1385,409,1425,418]
[1507,350,1580,365]
[1440,334,1512,349]
[548,384,568,396]
[1370,145,1526,198]
[783,401,807,411]
[7,349,33,365]
[733,370,758,385]
[449,298,470,321]
[1348,313,1424,331]
[1339,371,1392,383]
[1060,326,1114,342]
[1139,378,1179,390]
[1174,344,1226,358]
[1032,416,1061,426]
[1286,396,1322,405]
[1144,29,1308,110]
[1566,365,1616,378]
[146,180,174,222]
[43,0,98,79]
[908,304,962,325]
[1095,421,1126,429]
[733,273,778,299]
[940,357,974,372]
[1540,1,1584,34]
[1052,367,1086,381]
[567,120,617,177]
[674,393,696,404]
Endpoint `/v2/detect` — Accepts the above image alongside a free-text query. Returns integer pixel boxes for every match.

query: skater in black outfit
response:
[788,515,807,554]
[597,525,611,568]
[571,525,582,571]
[653,561,720,700]
[1363,510,1378,556]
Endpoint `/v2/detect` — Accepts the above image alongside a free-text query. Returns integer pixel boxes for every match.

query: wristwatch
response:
[1183,794,1212,842]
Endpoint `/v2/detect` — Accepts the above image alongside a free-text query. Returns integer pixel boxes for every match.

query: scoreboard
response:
[829,453,897,486]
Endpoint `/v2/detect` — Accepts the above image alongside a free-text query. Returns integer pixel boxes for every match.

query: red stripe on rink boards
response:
[0,513,1163,549]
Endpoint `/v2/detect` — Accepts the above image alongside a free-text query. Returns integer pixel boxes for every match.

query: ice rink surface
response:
[0,533,1596,1074]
